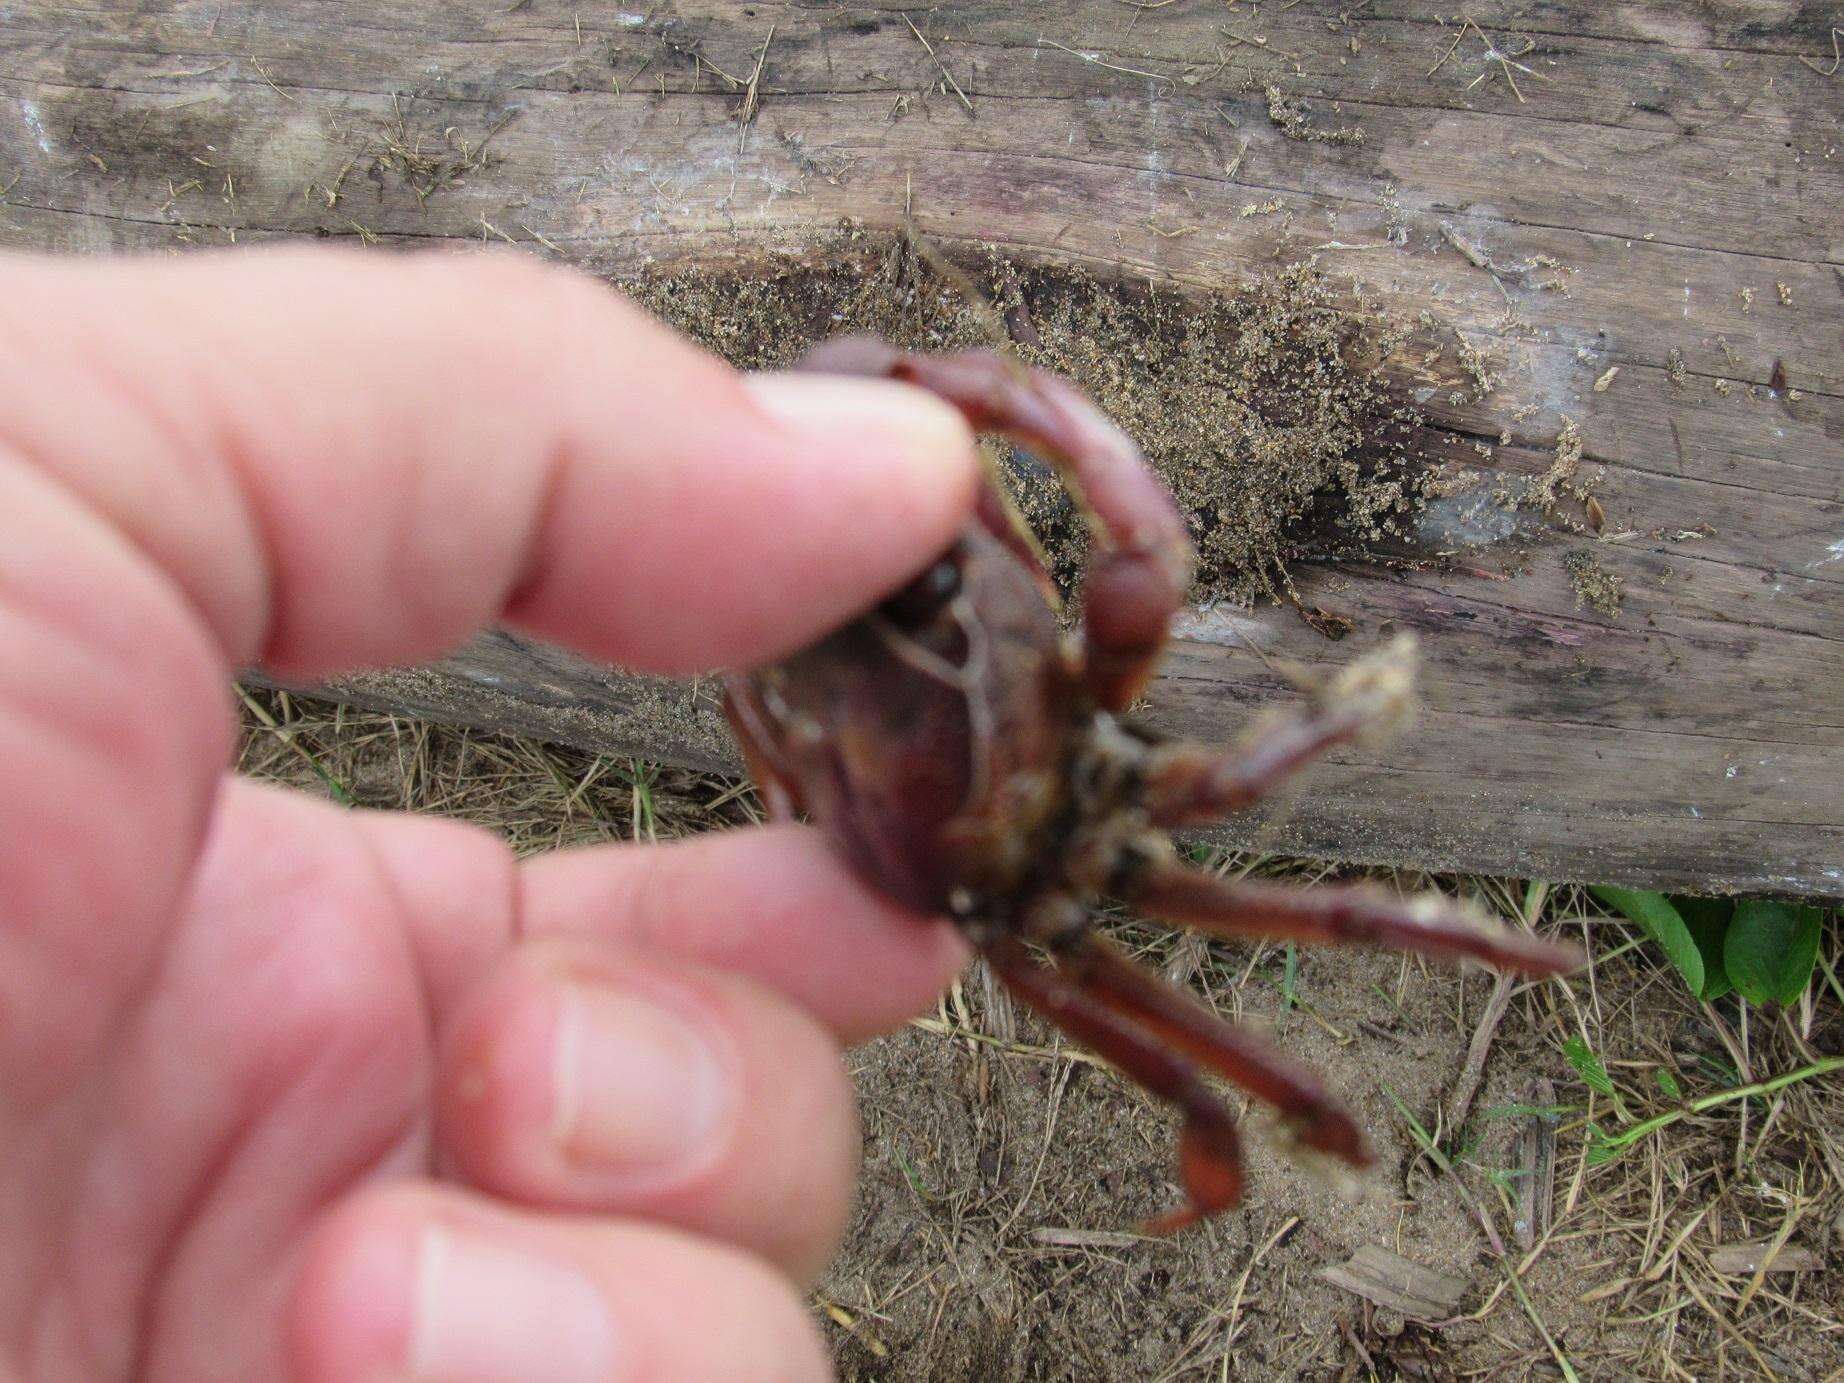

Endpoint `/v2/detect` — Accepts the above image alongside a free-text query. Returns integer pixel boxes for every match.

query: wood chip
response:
[1708,1242,1824,1276]
[1593,366,1620,392]
[1319,1245,1469,1319]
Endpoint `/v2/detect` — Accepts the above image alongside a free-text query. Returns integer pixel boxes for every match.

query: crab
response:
[725,339,1580,1231]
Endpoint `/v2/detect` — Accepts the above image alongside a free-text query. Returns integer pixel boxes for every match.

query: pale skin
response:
[0,248,983,1381]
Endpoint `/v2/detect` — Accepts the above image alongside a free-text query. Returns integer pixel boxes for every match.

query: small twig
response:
[815,1297,890,1360]
[472,109,519,163]
[736,23,775,153]
[1224,1216,1300,1347]
[1438,220,1527,303]
[1337,1317,1376,1375]
[661,26,744,87]
[1427,23,1467,78]
[1439,220,1514,275]
[906,1016,1111,1069]
[1465,18,1528,104]
[1038,38,1174,84]
[1429,17,1549,102]
[612,48,654,97]
[1736,1201,1806,1313]
[515,221,565,254]
[248,55,296,102]
[1503,1263,1580,1381]
[1681,1274,1778,1378]
[1381,1080,1577,1376]
[1158,1214,1302,1379]
[1162,932,1208,985]
[1029,1226,1158,1248]
[1797,26,1841,77]
[906,15,975,114]
[1220,27,1299,60]
[1225,135,1249,181]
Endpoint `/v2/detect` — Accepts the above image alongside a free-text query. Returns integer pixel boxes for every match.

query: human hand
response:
[0,248,978,1380]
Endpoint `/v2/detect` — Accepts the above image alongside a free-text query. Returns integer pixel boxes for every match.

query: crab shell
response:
[726,524,1092,919]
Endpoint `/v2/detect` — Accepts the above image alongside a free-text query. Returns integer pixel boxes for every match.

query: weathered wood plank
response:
[5,1,1841,897]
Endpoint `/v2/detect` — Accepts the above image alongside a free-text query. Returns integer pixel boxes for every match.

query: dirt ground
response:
[240,695,1843,1381]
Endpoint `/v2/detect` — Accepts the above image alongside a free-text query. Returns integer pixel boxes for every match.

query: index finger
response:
[0,245,978,676]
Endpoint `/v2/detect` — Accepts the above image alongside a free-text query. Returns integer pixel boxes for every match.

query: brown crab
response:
[725,340,1580,1231]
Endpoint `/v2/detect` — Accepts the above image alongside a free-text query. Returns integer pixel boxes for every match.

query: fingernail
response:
[742,373,974,476]
[409,1225,618,1383]
[551,980,729,1175]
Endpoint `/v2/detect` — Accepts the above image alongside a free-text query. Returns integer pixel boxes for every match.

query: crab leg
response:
[985,934,1244,1233]
[798,338,1194,712]
[1143,636,1421,827]
[1055,930,1368,1166]
[1141,710,1380,826]
[1125,862,1584,977]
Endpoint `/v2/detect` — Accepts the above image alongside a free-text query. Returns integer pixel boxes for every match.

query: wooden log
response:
[5,2,1841,897]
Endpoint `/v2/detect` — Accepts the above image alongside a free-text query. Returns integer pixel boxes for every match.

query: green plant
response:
[1562,1033,1629,1121]
[1590,887,1826,1005]
[1584,1056,1844,1165]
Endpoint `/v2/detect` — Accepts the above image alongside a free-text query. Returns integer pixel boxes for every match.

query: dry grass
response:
[239,690,1842,1381]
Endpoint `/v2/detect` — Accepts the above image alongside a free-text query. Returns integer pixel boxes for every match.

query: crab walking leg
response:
[1143,635,1422,826]
[1125,864,1584,977]
[798,337,1194,712]
[985,934,1244,1232]
[1142,706,1382,826]
[1057,931,1368,1166]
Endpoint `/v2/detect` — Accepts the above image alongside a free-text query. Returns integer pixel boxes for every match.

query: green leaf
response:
[1670,895,1736,1000]
[1699,1053,1739,1086]
[1654,1068,1682,1100]
[1591,886,1704,996]
[1725,901,1824,1006]
[1583,1121,1623,1165]
[1563,1035,1615,1099]
[891,1144,935,1204]
[1483,1166,1532,1192]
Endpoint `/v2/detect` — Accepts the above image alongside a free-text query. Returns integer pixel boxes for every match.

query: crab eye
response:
[880,552,964,626]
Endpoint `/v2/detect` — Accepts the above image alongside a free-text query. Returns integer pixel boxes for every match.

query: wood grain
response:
[4,1,1840,896]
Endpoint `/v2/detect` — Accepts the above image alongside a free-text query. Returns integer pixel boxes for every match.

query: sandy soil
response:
[240,700,1843,1381]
